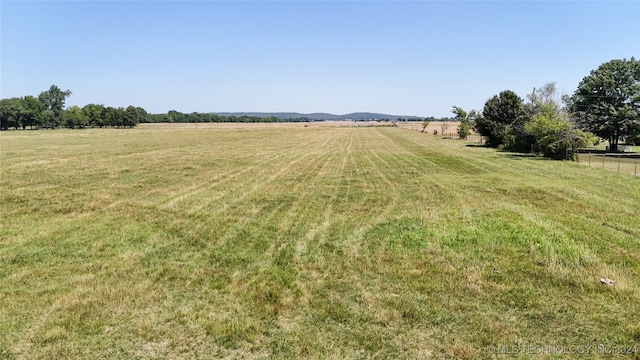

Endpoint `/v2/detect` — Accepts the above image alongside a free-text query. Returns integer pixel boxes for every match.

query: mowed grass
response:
[1,124,639,359]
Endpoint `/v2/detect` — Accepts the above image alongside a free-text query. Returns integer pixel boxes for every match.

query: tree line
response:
[453,58,640,159]
[144,111,313,124]
[2,86,453,130]
[0,85,149,130]
[142,112,446,124]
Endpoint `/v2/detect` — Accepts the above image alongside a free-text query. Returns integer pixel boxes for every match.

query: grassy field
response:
[1,124,639,359]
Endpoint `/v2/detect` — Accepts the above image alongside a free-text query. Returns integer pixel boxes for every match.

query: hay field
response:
[1,125,639,359]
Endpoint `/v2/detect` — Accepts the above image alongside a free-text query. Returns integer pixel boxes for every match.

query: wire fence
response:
[399,124,485,144]
[441,132,484,143]
[575,152,639,176]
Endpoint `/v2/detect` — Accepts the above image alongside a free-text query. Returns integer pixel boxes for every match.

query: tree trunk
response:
[612,133,620,152]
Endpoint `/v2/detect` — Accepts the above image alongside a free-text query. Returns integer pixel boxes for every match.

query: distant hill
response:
[213,112,423,121]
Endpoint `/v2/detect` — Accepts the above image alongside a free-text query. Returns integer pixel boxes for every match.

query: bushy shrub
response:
[457,119,471,139]
[525,113,593,159]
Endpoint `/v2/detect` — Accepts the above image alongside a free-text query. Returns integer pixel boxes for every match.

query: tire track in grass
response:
[240,130,351,324]
[134,129,345,335]
[373,129,466,192]
[378,128,484,175]
[160,152,285,209]
[111,129,336,293]
[99,146,290,213]
[293,130,349,266]
[358,129,398,190]
[193,128,342,264]
[148,129,328,224]
[216,136,333,248]
[158,129,325,210]
[199,130,333,221]
[280,129,377,334]
[214,130,352,324]
[371,129,450,206]
[265,129,358,273]
[343,129,403,259]
[382,127,519,177]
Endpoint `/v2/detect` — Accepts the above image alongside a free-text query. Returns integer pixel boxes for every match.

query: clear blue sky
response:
[2,1,638,117]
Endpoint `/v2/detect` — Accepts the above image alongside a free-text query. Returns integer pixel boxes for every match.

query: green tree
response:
[452,106,476,139]
[38,85,72,128]
[41,109,56,129]
[525,112,594,160]
[20,96,45,129]
[123,106,139,127]
[507,82,598,159]
[83,104,106,127]
[569,58,640,152]
[135,107,148,123]
[475,90,525,147]
[526,82,562,118]
[0,98,24,130]
[421,119,430,132]
[503,83,564,152]
[64,105,88,129]
[627,133,640,145]
[167,110,186,123]
[105,107,123,127]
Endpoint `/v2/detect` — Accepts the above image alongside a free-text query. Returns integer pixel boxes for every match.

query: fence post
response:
[618,155,621,173]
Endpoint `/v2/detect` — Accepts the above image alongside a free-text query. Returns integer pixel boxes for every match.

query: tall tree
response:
[123,105,139,127]
[38,85,72,128]
[569,58,640,152]
[475,90,525,147]
[105,107,124,127]
[20,96,45,129]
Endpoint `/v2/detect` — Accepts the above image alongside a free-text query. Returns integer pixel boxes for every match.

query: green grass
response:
[1,125,639,359]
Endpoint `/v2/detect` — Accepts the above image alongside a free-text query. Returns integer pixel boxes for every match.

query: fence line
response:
[400,125,484,143]
[575,152,639,176]
[441,132,484,143]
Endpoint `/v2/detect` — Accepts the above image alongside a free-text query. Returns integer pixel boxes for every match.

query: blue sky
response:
[1,1,638,117]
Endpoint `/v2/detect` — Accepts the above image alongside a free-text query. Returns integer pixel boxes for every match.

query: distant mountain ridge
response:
[213,112,423,121]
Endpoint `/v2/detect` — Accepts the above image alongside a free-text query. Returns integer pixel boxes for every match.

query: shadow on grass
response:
[502,153,555,161]
[464,144,488,148]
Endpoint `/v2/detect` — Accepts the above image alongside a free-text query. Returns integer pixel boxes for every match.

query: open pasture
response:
[1,125,639,358]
